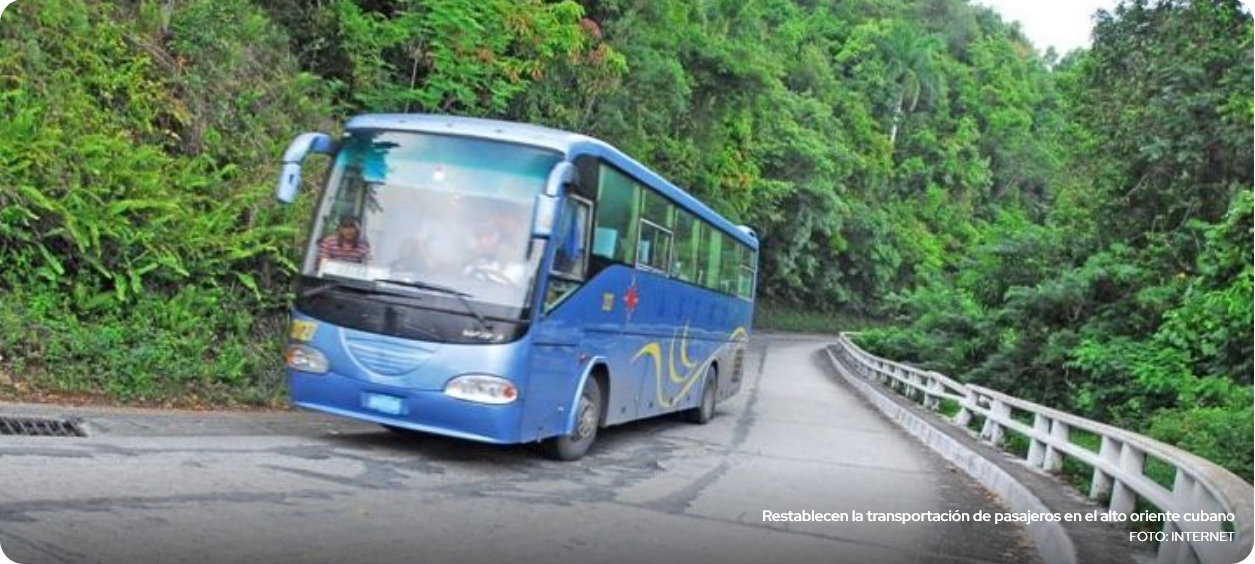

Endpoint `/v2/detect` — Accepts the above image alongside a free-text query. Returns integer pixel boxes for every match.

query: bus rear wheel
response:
[685,366,718,424]
[543,376,602,461]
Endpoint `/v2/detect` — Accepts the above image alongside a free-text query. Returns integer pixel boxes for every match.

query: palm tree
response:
[877,23,945,150]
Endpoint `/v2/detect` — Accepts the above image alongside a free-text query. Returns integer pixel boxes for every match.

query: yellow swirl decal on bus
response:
[632,326,747,409]
[679,325,697,372]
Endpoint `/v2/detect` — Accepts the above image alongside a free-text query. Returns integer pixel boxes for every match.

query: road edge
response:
[821,345,1077,564]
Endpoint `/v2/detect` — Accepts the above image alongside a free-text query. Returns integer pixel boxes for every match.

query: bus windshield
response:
[302,129,561,314]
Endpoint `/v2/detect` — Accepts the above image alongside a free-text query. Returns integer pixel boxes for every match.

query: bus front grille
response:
[343,332,436,376]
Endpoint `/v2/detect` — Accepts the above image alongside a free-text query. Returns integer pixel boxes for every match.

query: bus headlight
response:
[445,375,518,404]
[285,344,329,374]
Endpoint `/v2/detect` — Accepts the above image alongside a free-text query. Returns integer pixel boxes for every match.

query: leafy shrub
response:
[1148,403,1255,481]
[0,287,285,405]
[0,0,331,405]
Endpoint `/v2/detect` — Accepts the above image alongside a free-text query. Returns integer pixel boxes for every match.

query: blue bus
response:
[275,115,757,460]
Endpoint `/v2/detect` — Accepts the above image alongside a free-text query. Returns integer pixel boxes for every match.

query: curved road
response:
[0,334,1037,564]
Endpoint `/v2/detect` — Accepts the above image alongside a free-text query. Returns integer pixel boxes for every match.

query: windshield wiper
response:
[300,277,438,304]
[371,278,491,332]
[300,278,369,300]
[372,278,470,298]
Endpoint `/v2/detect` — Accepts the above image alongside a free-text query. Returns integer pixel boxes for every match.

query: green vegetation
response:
[0,0,1249,476]
[856,0,1253,479]
[753,301,882,335]
[0,0,332,405]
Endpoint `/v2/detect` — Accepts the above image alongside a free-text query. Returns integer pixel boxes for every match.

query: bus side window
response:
[720,232,739,294]
[740,246,757,299]
[636,190,673,273]
[553,196,591,277]
[701,223,723,291]
[591,165,639,266]
[546,195,592,311]
[671,211,698,281]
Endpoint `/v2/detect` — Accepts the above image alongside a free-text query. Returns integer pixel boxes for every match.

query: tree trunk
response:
[889,90,905,149]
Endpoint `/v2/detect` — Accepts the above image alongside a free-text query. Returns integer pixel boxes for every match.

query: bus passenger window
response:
[702,224,723,291]
[637,220,672,273]
[720,233,739,294]
[672,211,698,281]
[738,246,756,299]
[592,166,639,264]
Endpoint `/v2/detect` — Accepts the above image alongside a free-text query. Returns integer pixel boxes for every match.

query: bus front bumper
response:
[288,371,524,444]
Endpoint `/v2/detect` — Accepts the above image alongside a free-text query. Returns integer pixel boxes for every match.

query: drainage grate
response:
[0,416,87,437]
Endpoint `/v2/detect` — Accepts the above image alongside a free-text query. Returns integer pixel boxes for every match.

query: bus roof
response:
[345,114,758,250]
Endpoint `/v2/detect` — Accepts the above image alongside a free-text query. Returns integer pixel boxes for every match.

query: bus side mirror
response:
[533,162,574,237]
[534,195,558,238]
[276,132,337,204]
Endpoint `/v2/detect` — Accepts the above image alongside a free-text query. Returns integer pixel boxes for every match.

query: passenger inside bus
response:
[318,215,371,264]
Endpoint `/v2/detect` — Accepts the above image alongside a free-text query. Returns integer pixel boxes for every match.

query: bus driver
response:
[463,222,526,287]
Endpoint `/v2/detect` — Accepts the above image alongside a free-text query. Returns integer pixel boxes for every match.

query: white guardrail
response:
[832,333,1254,564]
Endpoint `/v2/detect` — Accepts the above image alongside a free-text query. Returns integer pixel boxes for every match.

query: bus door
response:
[524,190,593,440]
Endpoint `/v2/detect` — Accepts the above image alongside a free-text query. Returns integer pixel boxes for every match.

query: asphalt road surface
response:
[0,333,1038,564]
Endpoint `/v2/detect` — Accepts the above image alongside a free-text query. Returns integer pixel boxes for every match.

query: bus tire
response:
[543,376,602,461]
[685,365,718,424]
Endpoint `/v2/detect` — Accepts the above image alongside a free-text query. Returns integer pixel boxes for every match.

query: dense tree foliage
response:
[0,0,1249,475]
[860,0,1253,477]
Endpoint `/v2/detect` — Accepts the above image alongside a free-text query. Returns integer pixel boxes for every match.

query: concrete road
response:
[0,334,1038,564]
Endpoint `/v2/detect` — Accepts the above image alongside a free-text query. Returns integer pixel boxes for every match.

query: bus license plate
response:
[364,393,404,415]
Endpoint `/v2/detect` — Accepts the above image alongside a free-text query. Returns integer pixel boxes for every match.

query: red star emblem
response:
[624,282,640,314]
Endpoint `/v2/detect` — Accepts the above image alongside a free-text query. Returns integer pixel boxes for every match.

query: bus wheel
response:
[544,376,602,461]
[685,365,718,424]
